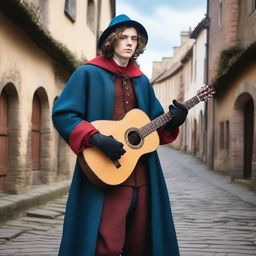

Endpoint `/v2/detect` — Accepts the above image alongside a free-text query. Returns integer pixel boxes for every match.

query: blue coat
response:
[52,64,180,256]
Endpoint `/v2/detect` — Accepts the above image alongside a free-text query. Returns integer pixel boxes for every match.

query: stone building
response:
[185,17,209,159]
[151,0,256,191]
[151,18,209,157]
[207,0,256,190]
[0,0,115,194]
[151,32,194,150]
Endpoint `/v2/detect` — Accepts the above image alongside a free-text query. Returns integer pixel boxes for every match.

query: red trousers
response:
[96,185,151,256]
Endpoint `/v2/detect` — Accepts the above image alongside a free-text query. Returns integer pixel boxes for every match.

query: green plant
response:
[216,44,244,77]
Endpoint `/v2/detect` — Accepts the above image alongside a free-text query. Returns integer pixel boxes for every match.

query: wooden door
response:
[192,119,197,155]
[0,91,8,192]
[31,94,41,170]
[244,98,254,179]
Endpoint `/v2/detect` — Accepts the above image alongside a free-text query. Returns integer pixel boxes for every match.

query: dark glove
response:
[165,100,188,132]
[89,133,126,161]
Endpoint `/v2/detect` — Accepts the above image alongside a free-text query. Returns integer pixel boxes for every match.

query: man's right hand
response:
[89,133,126,161]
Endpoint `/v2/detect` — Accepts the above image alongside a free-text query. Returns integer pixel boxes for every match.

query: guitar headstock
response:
[197,84,215,101]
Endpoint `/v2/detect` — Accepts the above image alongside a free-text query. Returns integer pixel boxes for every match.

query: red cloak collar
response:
[85,56,143,77]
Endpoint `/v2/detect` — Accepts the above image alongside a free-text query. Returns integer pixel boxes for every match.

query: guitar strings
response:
[125,132,141,144]
[122,117,171,145]
[122,114,174,145]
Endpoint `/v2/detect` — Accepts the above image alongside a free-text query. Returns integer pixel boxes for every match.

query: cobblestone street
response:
[161,146,256,256]
[0,146,256,255]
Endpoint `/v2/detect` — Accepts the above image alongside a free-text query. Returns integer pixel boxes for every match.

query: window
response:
[87,0,96,32]
[248,0,256,15]
[219,120,229,150]
[64,0,76,22]
[219,1,223,26]
[204,58,207,84]
[219,122,224,148]
[225,120,229,150]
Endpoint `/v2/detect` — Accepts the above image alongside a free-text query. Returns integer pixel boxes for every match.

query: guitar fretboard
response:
[139,95,201,138]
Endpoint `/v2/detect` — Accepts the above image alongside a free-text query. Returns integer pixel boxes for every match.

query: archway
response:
[0,83,20,193]
[231,87,255,181]
[244,98,254,179]
[31,87,50,184]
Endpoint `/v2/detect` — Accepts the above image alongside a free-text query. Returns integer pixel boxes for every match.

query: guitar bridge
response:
[113,160,121,169]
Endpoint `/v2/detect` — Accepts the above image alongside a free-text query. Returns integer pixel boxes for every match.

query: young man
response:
[52,14,187,256]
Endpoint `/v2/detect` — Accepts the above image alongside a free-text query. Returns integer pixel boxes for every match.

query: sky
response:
[116,0,207,78]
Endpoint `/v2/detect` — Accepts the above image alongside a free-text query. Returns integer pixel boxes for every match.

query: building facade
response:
[151,20,209,158]
[207,0,256,190]
[151,0,256,191]
[151,32,194,150]
[0,0,115,194]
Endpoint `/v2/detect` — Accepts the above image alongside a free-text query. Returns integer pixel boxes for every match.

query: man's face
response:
[113,27,138,63]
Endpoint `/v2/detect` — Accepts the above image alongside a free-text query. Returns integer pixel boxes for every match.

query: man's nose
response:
[126,37,133,45]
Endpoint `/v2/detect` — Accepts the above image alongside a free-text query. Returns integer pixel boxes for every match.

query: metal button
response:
[127,93,130,96]
[126,87,129,90]
[125,101,129,104]
[123,81,127,85]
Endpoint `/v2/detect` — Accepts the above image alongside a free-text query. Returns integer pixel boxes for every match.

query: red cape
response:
[85,56,143,77]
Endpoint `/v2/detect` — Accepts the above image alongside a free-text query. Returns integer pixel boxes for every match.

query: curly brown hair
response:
[100,26,147,61]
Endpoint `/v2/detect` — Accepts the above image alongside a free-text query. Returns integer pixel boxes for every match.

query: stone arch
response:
[230,80,256,186]
[0,83,21,194]
[31,87,51,184]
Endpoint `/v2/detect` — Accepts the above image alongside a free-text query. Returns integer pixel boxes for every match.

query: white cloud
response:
[116,2,205,78]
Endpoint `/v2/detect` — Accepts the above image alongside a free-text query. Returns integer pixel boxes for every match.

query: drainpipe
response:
[206,0,215,169]
[204,0,210,163]
[208,0,215,170]
[96,0,102,55]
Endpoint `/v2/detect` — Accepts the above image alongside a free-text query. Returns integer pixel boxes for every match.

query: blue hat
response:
[98,14,148,49]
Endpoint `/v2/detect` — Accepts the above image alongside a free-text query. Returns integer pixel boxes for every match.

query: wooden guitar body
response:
[79,109,159,188]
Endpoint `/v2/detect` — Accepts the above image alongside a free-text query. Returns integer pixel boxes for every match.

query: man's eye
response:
[120,35,126,40]
[132,37,138,41]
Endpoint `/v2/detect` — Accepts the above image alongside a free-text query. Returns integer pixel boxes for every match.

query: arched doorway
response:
[199,111,204,158]
[31,93,41,184]
[0,90,8,192]
[0,83,20,193]
[192,119,197,155]
[231,91,255,180]
[31,87,51,185]
[244,98,254,179]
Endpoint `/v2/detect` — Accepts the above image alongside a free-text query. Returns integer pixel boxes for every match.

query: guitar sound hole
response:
[127,130,141,146]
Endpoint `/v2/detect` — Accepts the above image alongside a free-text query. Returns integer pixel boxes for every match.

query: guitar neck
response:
[139,95,201,138]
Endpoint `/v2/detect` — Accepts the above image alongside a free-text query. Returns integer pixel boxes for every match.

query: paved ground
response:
[0,146,255,255]
[160,146,256,256]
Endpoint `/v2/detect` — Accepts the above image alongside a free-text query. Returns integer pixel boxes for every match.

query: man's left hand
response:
[165,100,188,132]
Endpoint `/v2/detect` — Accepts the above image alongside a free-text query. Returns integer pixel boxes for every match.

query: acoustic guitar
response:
[78,84,215,188]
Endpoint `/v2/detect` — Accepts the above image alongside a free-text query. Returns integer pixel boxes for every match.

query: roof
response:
[0,0,84,73]
[151,41,194,84]
[190,17,210,39]
[151,62,183,84]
